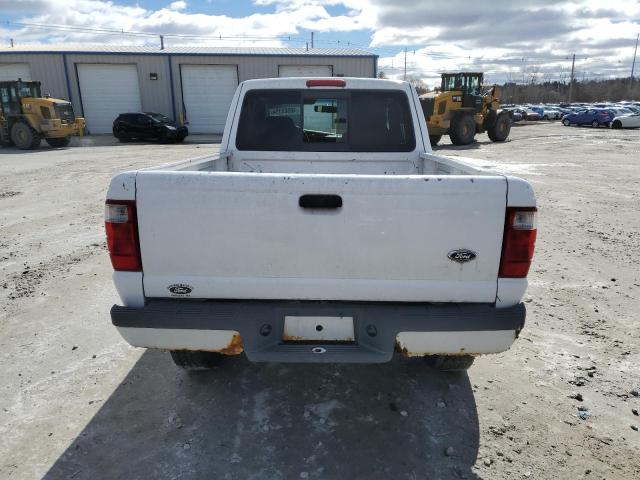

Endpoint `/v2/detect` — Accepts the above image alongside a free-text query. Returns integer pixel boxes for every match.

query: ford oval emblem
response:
[447,249,477,263]
[168,284,193,295]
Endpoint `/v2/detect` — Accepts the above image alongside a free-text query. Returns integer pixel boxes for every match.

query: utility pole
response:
[403,47,407,81]
[10,38,14,47]
[160,35,164,50]
[310,31,314,49]
[568,53,576,103]
[631,33,639,88]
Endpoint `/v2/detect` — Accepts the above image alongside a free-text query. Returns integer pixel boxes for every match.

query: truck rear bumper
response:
[111,300,526,363]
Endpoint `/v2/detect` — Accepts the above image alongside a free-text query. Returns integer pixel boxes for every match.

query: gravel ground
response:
[1,124,639,479]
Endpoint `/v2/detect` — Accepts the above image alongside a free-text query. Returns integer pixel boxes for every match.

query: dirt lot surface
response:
[1,125,639,480]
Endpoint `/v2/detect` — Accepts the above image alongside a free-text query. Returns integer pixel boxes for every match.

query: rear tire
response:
[10,122,41,150]
[487,113,511,142]
[449,115,476,145]
[424,355,475,371]
[113,129,131,142]
[612,120,622,129]
[170,350,223,370]
[562,119,570,126]
[45,136,71,148]
[591,120,599,128]
[429,134,442,146]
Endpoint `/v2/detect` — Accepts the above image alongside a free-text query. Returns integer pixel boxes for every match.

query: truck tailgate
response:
[136,171,507,303]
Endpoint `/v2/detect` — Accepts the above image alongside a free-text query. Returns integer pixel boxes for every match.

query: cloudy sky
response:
[1,0,639,86]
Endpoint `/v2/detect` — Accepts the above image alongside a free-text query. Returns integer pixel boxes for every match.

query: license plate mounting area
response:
[282,316,355,342]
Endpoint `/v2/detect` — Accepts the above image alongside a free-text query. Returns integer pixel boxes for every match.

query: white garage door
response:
[181,65,238,134]
[279,65,333,78]
[0,63,31,81]
[77,64,142,134]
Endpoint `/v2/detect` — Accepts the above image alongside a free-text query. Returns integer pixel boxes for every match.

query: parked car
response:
[502,107,523,122]
[541,109,562,120]
[112,112,188,143]
[610,114,640,129]
[561,109,614,127]
[611,107,635,117]
[520,109,541,121]
[557,107,576,116]
[529,105,561,119]
[528,106,545,117]
[105,77,537,371]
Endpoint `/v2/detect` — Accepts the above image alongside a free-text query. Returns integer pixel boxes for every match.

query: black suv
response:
[112,112,188,143]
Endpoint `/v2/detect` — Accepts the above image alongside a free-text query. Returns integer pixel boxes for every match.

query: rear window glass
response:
[235,89,416,152]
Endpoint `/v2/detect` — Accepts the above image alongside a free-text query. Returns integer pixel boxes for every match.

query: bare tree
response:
[405,75,428,95]
[499,77,640,103]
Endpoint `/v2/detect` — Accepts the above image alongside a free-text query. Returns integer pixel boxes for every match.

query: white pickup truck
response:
[106,77,537,371]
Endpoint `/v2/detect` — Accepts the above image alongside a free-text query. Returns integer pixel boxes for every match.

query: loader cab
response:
[0,80,42,117]
[441,72,483,111]
[440,73,483,95]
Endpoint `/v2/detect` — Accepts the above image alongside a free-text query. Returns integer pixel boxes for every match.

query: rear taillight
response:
[499,207,537,278]
[105,200,142,271]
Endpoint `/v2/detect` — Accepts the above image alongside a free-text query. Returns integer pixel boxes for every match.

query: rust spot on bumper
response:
[218,333,244,355]
[395,341,474,357]
[282,333,305,342]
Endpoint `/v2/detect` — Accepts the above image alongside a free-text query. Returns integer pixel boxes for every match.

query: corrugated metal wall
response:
[0,54,68,99]
[0,52,375,132]
[169,55,374,124]
[64,54,174,119]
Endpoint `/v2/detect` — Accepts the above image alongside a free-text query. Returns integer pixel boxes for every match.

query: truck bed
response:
[149,150,495,176]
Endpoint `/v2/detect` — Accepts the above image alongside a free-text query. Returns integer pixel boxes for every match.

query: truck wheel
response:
[487,113,511,142]
[429,134,442,146]
[449,115,476,145]
[10,122,41,150]
[170,350,223,370]
[45,136,71,148]
[424,355,475,371]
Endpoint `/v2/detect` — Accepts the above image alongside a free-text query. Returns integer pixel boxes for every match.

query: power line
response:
[2,20,305,42]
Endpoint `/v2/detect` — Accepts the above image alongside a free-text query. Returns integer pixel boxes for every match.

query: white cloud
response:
[1,0,638,83]
[168,1,187,11]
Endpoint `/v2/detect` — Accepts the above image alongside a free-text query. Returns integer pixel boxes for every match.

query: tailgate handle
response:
[299,194,342,209]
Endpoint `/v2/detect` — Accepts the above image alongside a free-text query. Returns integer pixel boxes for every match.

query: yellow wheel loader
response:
[419,72,511,146]
[0,79,85,150]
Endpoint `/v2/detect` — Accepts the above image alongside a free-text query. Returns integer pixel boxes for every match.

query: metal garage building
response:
[0,45,377,134]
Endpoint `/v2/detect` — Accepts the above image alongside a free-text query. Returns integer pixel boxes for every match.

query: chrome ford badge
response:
[168,283,193,295]
[447,249,477,263]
